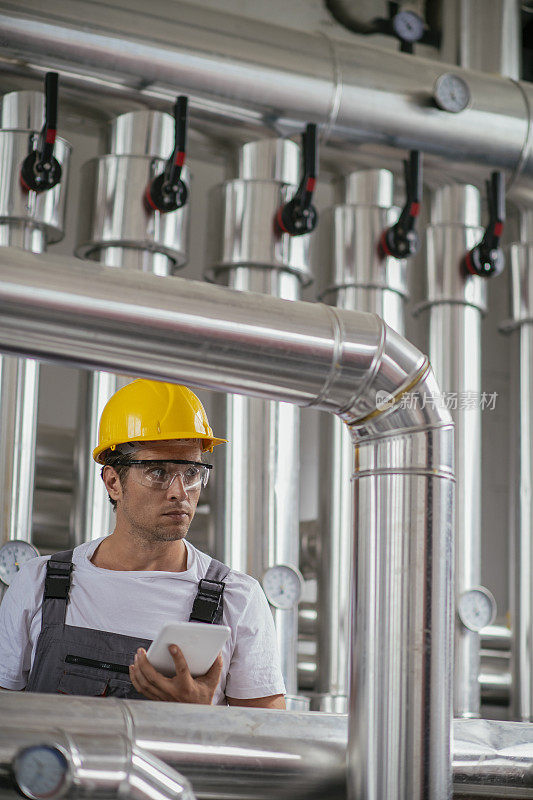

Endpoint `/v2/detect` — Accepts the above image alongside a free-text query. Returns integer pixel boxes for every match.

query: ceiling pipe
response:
[0,245,454,800]
[0,1,532,190]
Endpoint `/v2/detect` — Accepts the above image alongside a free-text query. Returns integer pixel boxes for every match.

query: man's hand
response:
[129,646,222,703]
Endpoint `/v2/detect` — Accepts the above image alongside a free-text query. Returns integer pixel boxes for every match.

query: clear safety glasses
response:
[117,459,213,492]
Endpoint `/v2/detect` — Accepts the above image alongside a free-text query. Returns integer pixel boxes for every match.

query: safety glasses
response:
[115,459,213,492]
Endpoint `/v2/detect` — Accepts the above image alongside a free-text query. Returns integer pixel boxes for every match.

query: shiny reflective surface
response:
[4,698,533,799]
[418,184,485,719]
[207,139,312,284]
[76,154,190,269]
[0,1,532,186]
[0,693,347,799]
[72,370,124,546]
[505,245,533,720]
[210,138,306,694]
[350,402,454,800]
[317,169,407,713]
[0,89,69,546]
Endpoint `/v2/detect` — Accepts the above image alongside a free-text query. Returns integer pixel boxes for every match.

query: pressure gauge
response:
[262,564,303,610]
[457,586,497,632]
[392,9,425,43]
[12,745,71,800]
[433,73,471,113]
[0,539,40,586]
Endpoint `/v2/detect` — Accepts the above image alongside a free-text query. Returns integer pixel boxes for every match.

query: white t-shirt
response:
[0,537,285,704]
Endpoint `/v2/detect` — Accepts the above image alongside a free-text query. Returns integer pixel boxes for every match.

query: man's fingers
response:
[129,663,167,701]
[169,644,193,680]
[134,649,173,694]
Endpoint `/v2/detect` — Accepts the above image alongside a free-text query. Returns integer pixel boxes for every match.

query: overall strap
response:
[189,558,231,625]
[41,549,74,629]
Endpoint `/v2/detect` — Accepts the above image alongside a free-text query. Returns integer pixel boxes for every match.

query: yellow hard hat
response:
[93,379,227,464]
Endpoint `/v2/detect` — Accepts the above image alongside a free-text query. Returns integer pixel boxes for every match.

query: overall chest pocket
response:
[58,654,143,699]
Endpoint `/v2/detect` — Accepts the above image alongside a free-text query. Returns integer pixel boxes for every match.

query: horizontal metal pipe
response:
[0,247,424,423]
[2,696,533,798]
[0,1,532,186]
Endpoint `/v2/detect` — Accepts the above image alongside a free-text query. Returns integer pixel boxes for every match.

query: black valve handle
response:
[465,171,505,278]
[380,150,422,259]
[20,72,62,193]
[145,95,189,213]
[276,123,319,237]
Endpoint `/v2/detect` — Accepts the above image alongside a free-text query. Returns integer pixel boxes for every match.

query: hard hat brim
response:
[93,433,227,464]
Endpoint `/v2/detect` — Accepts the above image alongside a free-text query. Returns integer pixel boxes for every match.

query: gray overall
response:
[26,549,230,698]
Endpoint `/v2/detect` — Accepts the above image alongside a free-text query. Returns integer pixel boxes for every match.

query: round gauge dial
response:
[433,73,471,113]
[262,564,303,610]
[457,586,497,632]
[13,745,70,800]
[0,540,40,586]
[392,10,425,43]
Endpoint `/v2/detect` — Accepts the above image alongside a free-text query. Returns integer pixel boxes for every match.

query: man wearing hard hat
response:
[0,379,286,707]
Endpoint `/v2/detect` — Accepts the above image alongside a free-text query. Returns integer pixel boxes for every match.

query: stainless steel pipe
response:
[2,695,533,799]
[0,90,70,545]
[0,245,453,800]
[315,168,407,713]
[502,241,533,720]
[416,183,487,719]
[208,139,311,699]
[0,1,532,186]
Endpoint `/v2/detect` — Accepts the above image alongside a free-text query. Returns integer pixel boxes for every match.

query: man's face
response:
[108,440,204,544]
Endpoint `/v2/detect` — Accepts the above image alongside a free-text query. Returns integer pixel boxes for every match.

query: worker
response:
[0,379,286,707]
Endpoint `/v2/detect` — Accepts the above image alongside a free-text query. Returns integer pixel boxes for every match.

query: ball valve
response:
[145,95,188,213]
[380,150,422,259]
[464,171,505,278]
[276,123,319,237]
[20,72,62,193]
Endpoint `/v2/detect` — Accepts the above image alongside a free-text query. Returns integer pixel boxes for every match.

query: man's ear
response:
[102,465,123,502]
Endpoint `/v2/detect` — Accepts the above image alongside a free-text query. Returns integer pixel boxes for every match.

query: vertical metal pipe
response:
[416,183,486,718]
[441,0,521,80]
[503,237,533,720]
[349,367,454,800]
[0,91,70,546]
[74,110,189,544]
[207,139,313,699]
[315,169,407,712]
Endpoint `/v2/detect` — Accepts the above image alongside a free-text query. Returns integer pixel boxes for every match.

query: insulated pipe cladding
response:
[0,88,70,546]
[0,247,454,800]
[0,0,532,190]
[73,108,191,546]
[206,137,314,703]
[315,168,408,712]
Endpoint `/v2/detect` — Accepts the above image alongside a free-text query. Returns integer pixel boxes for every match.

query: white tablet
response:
[146,621,231,678]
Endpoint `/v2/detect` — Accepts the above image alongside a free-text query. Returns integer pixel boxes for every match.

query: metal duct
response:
[315,168,407,713]
[0,90,70,546]
[73,109,190,545]
[207,138,312,700]
[0,246,453,800]
[415,182,488,719]
[3,695,533,799]
[502,233,533,720]
[0,1,532,189]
